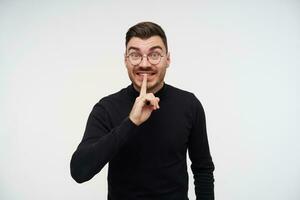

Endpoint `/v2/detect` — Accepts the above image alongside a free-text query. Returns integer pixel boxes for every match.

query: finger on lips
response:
[139,74,147,97]
[139,74,160,110]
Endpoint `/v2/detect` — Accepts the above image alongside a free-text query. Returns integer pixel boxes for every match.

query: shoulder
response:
[166,84,201,104]
[101,87,128,103]
[166,84,205,115]
[92,87,128,111]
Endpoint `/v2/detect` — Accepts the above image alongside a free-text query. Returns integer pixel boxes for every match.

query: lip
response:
[135,71,156,75]
[134,71,156,80]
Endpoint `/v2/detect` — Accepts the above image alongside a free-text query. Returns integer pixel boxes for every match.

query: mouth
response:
[135,71,156,80]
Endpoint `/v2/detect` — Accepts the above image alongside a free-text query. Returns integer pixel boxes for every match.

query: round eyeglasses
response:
[126,52,164,65]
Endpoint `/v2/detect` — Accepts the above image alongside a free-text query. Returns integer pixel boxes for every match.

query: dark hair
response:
[125,22,168,52]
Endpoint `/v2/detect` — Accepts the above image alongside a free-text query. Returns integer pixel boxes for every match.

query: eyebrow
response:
[149,46,163,51]
[127,45,163,52]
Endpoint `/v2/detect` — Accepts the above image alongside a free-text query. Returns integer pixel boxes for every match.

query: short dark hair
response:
[125,22,168,52]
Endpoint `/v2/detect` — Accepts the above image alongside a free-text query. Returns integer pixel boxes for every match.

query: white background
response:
[1,0,299,199]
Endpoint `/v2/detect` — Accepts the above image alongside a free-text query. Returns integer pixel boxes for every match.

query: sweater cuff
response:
[116,117,139,145]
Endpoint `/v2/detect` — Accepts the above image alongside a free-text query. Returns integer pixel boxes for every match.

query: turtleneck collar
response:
[126,82,168,99]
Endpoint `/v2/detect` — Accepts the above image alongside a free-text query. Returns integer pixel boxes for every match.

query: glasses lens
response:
[129,53,141,65]
[148,52,161,65]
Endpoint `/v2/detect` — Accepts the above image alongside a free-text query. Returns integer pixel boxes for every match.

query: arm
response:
[70,102,138,183]
[188,96,215,200]
[71,75,159,184]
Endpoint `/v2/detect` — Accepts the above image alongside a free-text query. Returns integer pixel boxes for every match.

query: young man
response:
[70,22,215,200]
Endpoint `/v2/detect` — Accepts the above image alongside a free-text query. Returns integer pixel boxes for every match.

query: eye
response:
[129,52,141,60]
[149,52,160,60]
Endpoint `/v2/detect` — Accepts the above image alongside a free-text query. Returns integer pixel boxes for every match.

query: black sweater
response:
[70,83,215,200]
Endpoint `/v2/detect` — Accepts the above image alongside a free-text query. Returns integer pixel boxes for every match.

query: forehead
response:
[126,36,166,52]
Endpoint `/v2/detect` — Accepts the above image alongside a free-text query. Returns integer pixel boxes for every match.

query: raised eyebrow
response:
[127,47,140,53]
[149,46,163,51]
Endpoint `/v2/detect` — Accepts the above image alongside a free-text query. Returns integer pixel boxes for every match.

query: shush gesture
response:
[129,74,160,126]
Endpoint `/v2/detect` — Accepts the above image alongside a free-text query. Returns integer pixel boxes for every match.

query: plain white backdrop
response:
[1,0,299,199]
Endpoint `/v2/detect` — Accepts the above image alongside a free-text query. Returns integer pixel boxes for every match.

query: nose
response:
[140,55,151,67]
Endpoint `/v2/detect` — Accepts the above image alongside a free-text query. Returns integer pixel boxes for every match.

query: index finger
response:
[139,74,147,96]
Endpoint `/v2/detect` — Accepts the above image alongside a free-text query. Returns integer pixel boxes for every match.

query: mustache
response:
[134,67,157,72]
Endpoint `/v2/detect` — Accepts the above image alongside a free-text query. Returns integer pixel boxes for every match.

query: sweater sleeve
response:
[70,101,138,183]
[188,96,215,200]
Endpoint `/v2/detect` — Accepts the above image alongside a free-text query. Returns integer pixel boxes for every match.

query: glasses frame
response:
[126,52,165,66]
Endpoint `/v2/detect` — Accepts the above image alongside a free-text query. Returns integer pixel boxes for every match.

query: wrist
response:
[129,115,140,126]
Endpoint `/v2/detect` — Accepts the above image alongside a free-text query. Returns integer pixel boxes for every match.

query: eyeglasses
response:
[126,52,164,65]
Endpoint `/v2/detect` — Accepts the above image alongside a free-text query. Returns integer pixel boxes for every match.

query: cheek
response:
[125,65,134,73]
[158,66,167,75]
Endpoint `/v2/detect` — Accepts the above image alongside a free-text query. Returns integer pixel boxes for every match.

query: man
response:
[70,21,215,200]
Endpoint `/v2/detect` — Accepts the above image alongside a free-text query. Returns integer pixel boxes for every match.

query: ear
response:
[124,53,128,68]
[166,52,171,68]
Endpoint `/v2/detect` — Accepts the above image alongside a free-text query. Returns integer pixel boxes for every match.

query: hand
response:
[129,74,160,126]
